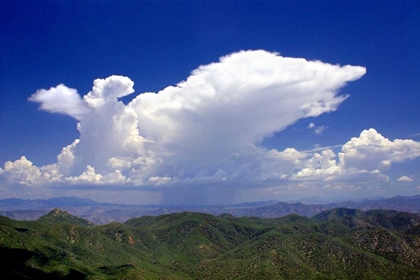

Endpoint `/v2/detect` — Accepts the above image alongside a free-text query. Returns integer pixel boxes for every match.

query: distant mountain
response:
[0,209,49,221]
[0,195,419,224]
[0,196,104,211]
[1,208,420,279]
[226,201,330,218]
[229,200,279,208]
[332,195,420,213]
[288,196,334,204]
[44,197,103,207]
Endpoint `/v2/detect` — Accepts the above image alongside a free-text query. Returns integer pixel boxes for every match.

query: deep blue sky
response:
[1,0,420,203]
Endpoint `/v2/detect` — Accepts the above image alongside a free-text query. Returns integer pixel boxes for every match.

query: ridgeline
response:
[1,208,420,279]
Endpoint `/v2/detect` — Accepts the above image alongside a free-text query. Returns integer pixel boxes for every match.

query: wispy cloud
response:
[302,144,342,153]
[409,132,420,138]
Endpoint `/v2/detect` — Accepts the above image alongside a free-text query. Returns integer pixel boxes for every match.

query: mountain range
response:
[1,207,420,279]
[1,195,419,224]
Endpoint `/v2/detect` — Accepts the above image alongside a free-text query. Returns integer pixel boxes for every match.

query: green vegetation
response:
[1,208,420,279]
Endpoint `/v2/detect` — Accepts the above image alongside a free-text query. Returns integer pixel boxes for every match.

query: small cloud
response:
[397,175,413,182]
[308,123,327,134]
[409,132,420,138]
[314,125,328,135]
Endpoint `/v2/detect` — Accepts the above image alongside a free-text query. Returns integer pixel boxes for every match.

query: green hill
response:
[312,207,365,221]
[1,208,420,279]
[37,208,94,227]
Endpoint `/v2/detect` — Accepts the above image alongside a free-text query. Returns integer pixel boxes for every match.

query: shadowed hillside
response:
[1,208,420,279]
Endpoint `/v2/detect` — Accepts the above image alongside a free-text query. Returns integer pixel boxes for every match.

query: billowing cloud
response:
[29,85,89,120]
[338,129,420,171]
[1,156,43,186]
[295,129,420,181]
[7,50,419,203]
[83,75,135,108]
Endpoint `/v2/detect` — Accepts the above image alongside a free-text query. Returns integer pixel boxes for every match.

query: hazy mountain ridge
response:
[1,208,420,279]
[0,195,419,224]
[0,196,104,210]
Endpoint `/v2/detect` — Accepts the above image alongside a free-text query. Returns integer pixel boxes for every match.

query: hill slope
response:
[1,208,420,279]
[37,208,94,227]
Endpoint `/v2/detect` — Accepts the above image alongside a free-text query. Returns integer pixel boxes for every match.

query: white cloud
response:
[29,84,89,121]
[2,156,44,186]
[65,165,102,184]
[308,122,328,135]
[314,125,328,135]
[397,176,413,182]
[295,149,340,180]
[294,129,420,182]
[338,128,420,171]
[83,75,135,108]
[14,50,420,203]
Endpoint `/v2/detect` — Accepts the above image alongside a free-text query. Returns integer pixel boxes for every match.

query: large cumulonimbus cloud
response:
[1,50,419,202]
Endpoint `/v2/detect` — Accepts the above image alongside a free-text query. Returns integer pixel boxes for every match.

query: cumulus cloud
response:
[338,129,420,171]
[1,156,43,185]
[29,85,89,120]
[295,129,420,182]
[397,176,413,182]
[83,75,135,108]
[9,50,420,203]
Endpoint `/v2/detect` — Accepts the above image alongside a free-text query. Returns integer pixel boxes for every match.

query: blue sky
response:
[1,0,420,204]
